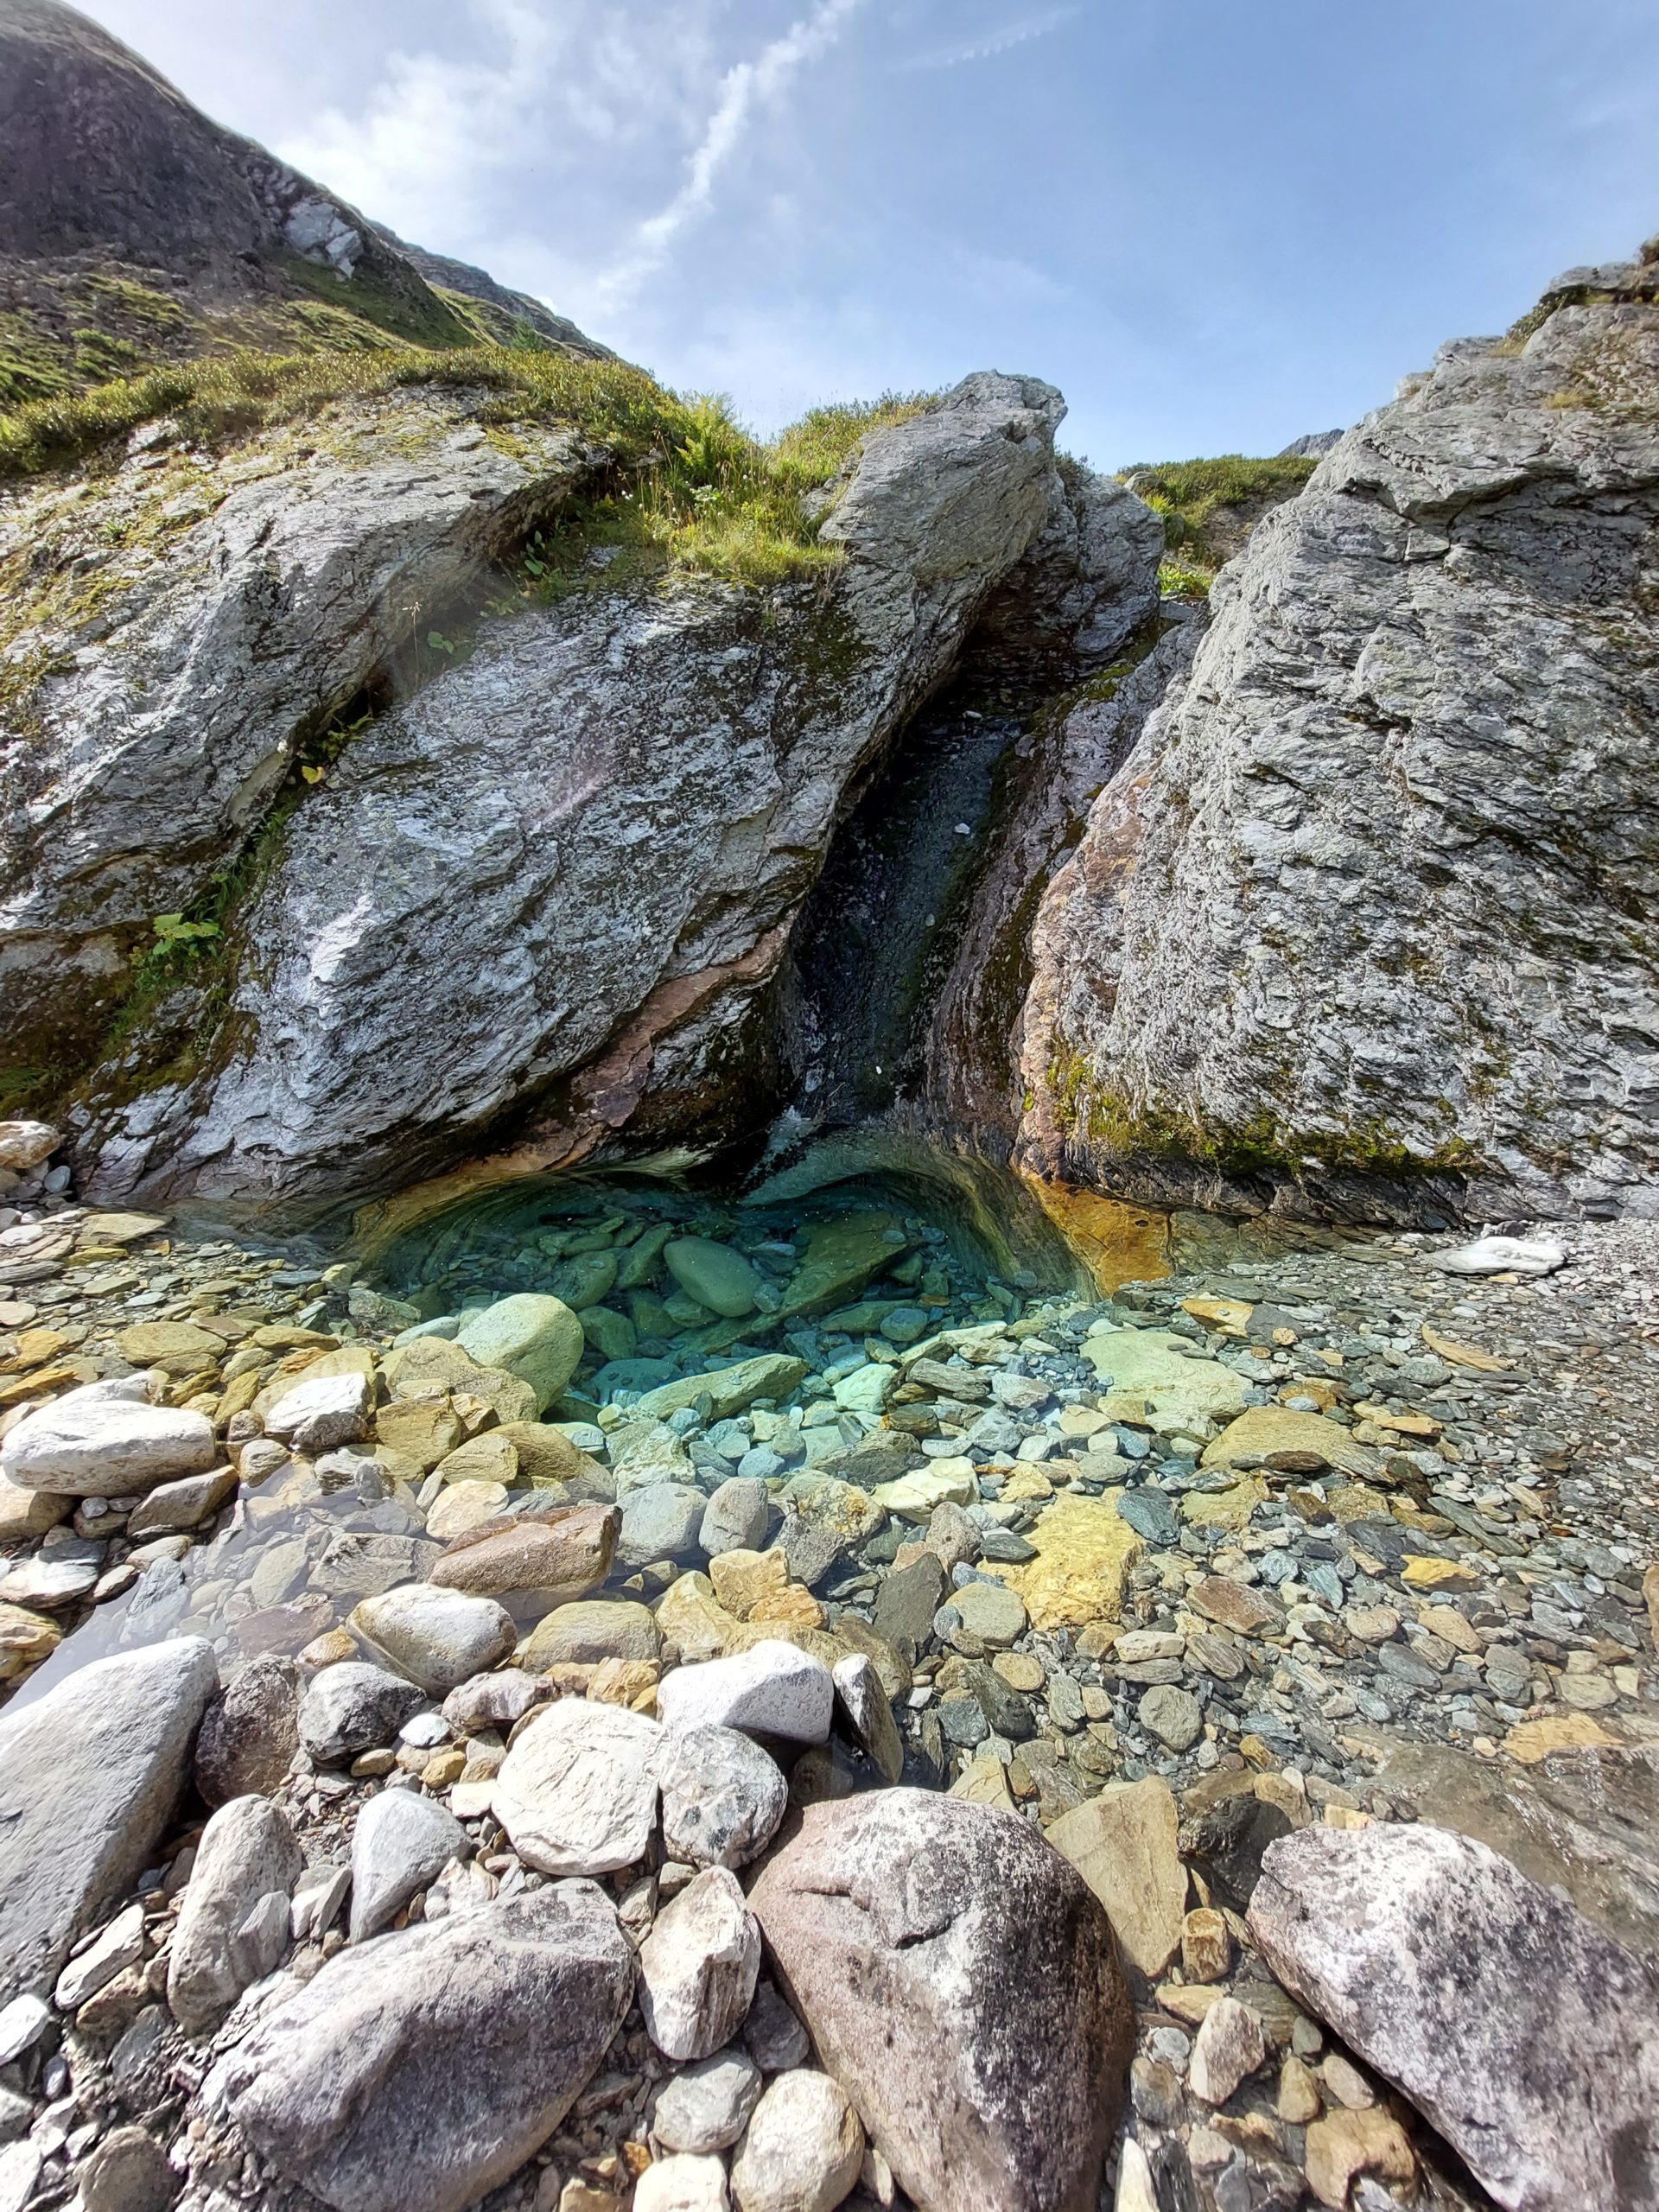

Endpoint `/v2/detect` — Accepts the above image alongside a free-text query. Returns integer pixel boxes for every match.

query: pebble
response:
[728,2069,863,2212]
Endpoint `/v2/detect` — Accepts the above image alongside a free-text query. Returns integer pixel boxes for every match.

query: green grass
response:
[0,348,939,591]
[1120,453,1317,582]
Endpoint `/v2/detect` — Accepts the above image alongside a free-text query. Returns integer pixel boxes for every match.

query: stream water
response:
[5,1154,1098,1707]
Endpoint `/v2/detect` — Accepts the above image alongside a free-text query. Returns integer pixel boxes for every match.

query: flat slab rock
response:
[0,1637,218,2000]
[206,1881,634,2212]
[1247,1821,1659,2212]
[748,1786,1132,2212]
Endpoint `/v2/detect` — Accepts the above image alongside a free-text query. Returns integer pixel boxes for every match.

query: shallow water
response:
[9,1160,1096,1707]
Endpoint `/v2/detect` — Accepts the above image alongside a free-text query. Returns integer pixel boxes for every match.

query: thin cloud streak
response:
[898,4,1080,71]
[592,0,865,308]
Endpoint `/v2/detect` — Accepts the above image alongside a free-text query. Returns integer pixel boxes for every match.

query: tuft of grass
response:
[0,352,943,592]
[1120,453,1316,584]
[1156,559,1212,601]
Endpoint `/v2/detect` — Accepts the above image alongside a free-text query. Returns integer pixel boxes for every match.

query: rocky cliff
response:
[0,0,605,399]
[1,365,1162,1220]
[1019,249,1659,1224]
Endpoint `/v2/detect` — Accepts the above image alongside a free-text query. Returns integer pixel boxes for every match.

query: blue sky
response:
[86,0,1659,467]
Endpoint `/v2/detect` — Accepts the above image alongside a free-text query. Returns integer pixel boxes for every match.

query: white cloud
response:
[278,0,726,258]
[593,0,865,308]
[897,3,1081,71]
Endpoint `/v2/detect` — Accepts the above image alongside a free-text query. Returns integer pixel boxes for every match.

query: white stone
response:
[728,2070,864,2212]
[126,1464,237,1535]
[168,1796,302,2035]
[265,1371,371,1450]
[639,1866,760,2063]
[350,1789,467,1941]
[1424,1232,1567,1277]
[653,2046,763,2154]
[1115,2136,1159,2212]
[0,1997,47,2066]
[493,1700,662,1876]
[0,1381,216,1497]
[54,1902,144,2011]
[657,1640,833,1746]
[0,1124,60,1172]
[1189,1995,1268,2106]
[872,1464,976,1519]
[351,1583,516,1696]
[0,1554,98,1609]
[831,1653,904,1783]
[635,2152,730,2212]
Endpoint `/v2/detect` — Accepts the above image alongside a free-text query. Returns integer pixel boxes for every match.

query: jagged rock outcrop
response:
[1020,252,1659,1220]
[13,372,1156,1215]
[0,395,605,1077]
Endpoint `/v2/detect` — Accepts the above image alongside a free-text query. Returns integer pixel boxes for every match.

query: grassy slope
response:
[1119,452,1318,594]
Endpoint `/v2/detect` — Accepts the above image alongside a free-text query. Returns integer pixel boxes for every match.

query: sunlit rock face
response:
[33,373,1157,1217]
[1020,263,1659,1224]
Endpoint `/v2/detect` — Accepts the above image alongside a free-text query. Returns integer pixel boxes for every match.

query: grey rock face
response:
[296,1661,425,1767]
[62,375,1075,1211]
[207,1881,635,2212]
[1248,1821,1659,2212]
[0,391,599,1089]
[747,1788,1132,2212]
[0,1637,217,2000]
[195,1654,302,1806]
[348,1789,467,1942]
[168,1795,302,2035]
[1020,275,1659,1218]
[653,1724,788,1871]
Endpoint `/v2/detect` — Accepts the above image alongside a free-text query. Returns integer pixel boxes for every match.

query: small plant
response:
[1158,559,1211,600]
[134,912,220,967]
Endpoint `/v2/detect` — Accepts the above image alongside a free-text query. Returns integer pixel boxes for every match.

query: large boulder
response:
[205,1882,635,2212]
[454,1295,585,1413]
[1248,1821,1659,2212]
[0,1638,218,1999]
[748,1788,1132,2212]
[1020,258,1659,1219]
[61,375,1086,1212]
[0,1378,217,1497]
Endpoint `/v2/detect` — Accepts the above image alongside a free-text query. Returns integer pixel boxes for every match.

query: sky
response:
[79,0,1659,468]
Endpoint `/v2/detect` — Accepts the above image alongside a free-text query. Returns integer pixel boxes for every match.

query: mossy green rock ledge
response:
[455,1295,585,1414]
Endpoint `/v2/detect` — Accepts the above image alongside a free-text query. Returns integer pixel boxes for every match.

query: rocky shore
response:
[1,1114,1656,2212]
